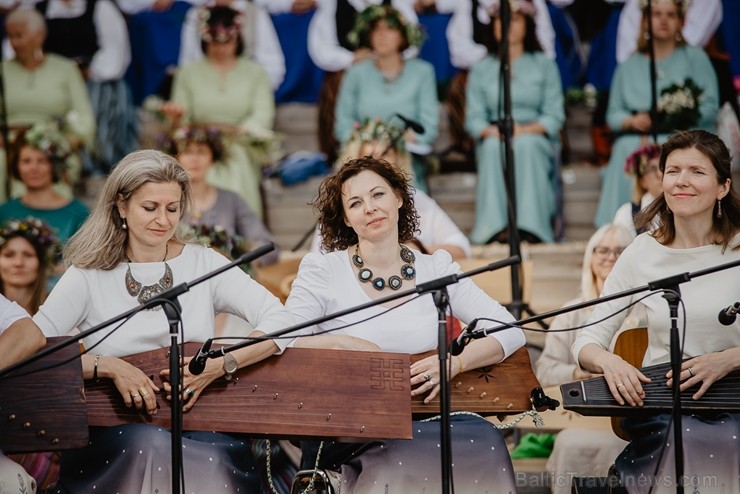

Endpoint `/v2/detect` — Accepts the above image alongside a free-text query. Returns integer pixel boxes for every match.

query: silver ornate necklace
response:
[352,244,416,291]
[125,246,173,310]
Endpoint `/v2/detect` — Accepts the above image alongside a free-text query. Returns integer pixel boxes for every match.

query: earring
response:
[717,199,723,219]
[675,33,682,42]
[122,218,128,230]
[644,32,650,40]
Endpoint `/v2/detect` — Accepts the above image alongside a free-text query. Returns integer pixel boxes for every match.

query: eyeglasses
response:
[593,246,624,258]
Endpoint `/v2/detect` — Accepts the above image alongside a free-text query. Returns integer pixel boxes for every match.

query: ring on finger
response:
[616,383,625,389]
[185,388,194,398]
[429,379,436,386]
[131,392,141,398]
[688,367,695,377]
[139,387,150,397]
[423,372,431,381]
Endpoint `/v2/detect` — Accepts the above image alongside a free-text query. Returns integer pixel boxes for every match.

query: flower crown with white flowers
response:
[198,6,245,44]
[488,0,538,18]
[347,5,425,50]
[0,218,60,267]
[638,0,689,15]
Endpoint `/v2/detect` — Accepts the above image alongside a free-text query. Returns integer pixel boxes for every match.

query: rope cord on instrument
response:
[419,408,545,429]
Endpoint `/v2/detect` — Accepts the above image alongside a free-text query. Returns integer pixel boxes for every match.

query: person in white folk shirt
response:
[0,295,46,494]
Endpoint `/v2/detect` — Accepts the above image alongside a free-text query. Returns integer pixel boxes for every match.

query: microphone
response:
[394,113,425,134]
[718,302,740,326]
[188,339,213,375]
[449,319,479,356]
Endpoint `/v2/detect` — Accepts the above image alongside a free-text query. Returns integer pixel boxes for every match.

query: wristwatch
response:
[222,353,238,381]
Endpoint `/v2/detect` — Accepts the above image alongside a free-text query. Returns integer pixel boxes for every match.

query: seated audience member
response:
[593,0,719,227]
[535,223,634,494]
[573,130,740,493]
[33,0,137,173]
[311,118,471,259]
[33,149,297,493]
[178,0,286,91]
[162,125,279,266]
[286,156,525,491]
[307,0,418,164]
[0,123,89,246]
[613,143,663,237]
[0,218,61,492]
[162,5,276,219]
[334,4,438,192]
[0,294,47,494]
[1,7,95,201]
[465,0,564,244]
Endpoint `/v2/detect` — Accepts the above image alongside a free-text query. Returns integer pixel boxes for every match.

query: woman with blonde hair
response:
[33,149,296,493]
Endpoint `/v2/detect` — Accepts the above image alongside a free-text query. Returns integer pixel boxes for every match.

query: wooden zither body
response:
[561,361,740,417]
[2,339,544,451]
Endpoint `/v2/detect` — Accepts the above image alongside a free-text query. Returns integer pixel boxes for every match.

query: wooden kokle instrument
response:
[86,345,543,438]
[0,338,88,453]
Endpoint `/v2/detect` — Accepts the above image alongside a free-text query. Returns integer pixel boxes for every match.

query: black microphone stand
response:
[0,243,277,494]
[496,0,544,328]
[457,258,740,494]
[195,255,521,494]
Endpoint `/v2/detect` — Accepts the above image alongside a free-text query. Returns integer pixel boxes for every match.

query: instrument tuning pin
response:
[298,403,303,409]
[52,438,60,445]
[326,413,332,421]
[252,385,258,392]
[466,386,474,394]
[479,392,487,399]
[273,393,279,400]
[8,414,15,421]
[359,426,365,433]
[37,429,46,436]
[455,382,462,388]
[23,421,31,428]
[493,397,500,403]
[506,403,514,410]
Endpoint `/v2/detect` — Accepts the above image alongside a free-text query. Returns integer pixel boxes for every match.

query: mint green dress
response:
[0,54,95,202]
[465,52,564,243]
[171,58,275,219]
[594,46,719,227]
[333,58,439,192]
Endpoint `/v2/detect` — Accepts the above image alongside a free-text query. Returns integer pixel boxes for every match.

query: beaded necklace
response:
[352,244,416,291]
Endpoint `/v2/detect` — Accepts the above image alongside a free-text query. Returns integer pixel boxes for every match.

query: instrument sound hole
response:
[568,389,581,398]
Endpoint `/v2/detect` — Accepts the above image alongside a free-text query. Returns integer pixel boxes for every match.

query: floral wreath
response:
[347,5,425,50]
[638,0,689,15]
[13,119,75,176]
[160,125,228,163]
[624,143,662,176]
[488,0,538,18]
[349,117,407,154]
[185,223,251,272]
[0,218,60,268]
[197,6,245,43]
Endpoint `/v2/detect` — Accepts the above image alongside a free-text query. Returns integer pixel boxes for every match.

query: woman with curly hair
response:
[286,156,524,491]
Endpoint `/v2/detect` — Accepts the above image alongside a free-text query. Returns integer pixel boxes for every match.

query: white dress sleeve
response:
[446,0,488,69]
[414,190,472,257]
[33,267,91,337]
[252,5,286,90]
[88,0,131,82]
[307,0,355,72]
[0,296,31,333]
